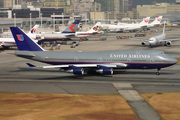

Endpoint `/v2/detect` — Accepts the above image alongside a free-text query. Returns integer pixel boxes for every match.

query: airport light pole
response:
[62,13,64,26]
[13,13,16,27]
[85,13,88,24]
[72,12,74,22]
[107,12,110,24]
[30,13,32,30]
[101,12,104,22]
[53,13,55,31]
[94,12,95,24]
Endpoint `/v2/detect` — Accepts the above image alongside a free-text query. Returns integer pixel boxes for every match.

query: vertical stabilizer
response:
[10,27,44,51]
[151,16,163,25]
[27,25,39,34]
[163,21,166,34]
[88,22,101,32]
[139,17,150,25]
[62,20,80,33]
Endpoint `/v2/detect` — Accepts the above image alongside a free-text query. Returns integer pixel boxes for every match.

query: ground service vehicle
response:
[135,33,146,37]
[116,35,132,39]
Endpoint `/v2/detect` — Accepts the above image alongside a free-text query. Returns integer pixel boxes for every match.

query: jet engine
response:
[141,42,146,46]
[66,66,84,75]
[166,41,171,46]
[96,66,113,75]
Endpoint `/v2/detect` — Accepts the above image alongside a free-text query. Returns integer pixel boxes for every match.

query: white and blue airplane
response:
[0,25,39,49]
[0,20,80,49]
[10,27,177,75]
[35,22,101,41]
[37,20,80,40]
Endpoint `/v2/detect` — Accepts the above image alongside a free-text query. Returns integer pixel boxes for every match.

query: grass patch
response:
[0,93,138,120]
[175,58,180,65]
[141,93,180,120]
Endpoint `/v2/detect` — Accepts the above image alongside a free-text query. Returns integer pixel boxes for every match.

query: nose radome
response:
[172,57,178,64]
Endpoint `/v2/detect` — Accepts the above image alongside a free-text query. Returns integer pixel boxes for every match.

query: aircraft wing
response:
[130,38,149,41]
[26,63,127,69]
[141,25,148,28]
[161,38,180,42]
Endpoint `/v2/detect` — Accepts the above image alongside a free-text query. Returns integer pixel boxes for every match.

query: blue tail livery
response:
[10,27,44,51]
[62,20,80,33]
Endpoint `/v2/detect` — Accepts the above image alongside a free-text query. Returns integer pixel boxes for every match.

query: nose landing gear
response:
[149,44,153,48]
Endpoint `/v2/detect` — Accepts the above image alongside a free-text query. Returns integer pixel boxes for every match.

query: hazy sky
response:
[133,0,176,8]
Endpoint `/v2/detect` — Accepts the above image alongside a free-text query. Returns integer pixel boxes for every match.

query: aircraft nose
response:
[171,57,178,64]
[148,39,155,44]
[158,55,177,65]
[166,56,178,64]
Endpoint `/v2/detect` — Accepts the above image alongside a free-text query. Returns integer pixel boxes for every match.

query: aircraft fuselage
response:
[148,33,166,46]
[15,49,177,70]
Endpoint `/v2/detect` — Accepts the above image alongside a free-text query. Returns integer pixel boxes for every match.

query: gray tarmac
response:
[1,26,180,120]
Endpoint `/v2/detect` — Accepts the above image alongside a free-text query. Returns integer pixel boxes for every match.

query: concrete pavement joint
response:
[113,83,161,120]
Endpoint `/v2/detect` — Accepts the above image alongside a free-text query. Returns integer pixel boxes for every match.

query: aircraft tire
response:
[156,72,160,75]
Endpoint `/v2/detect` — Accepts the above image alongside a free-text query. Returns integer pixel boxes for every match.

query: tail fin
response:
[62,20,80,33]
[88,22,101,32]
[139,17,150,25]
[163,21,166,34]
[28,25,39,34]
[10,27,44,51]
[151,16,163,24]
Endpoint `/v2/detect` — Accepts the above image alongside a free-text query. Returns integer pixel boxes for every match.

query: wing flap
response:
[26,63,127,69]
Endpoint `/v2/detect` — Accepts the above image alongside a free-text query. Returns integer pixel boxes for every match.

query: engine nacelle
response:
[96,66,113,75]
[66,66,84,75]
[166,41,171,46]
[141,42,146,46]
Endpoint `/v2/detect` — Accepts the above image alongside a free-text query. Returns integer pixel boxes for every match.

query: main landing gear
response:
[156,68,161,75]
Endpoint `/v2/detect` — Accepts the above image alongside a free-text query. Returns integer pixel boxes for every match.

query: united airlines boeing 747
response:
[10,27,177,75]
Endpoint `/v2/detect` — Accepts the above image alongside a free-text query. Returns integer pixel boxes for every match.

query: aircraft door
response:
[127,58,131,63]
[98,57,102,63]
[74,56,79,62]
[150,58,154,63]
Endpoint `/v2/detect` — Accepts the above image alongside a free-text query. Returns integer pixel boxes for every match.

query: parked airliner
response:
[0,25,39,49]
[100,17,150,32]
[145,16,163,28]
[0,20,80,49]
[118,16,162,29]
[133,22,180,47]
[10,27,177,75]
[36,20,80,40]
[36,22,100,41]
[73,22,101,39]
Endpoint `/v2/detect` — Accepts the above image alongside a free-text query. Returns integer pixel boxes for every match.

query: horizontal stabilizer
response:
[15,51,36,57]
[26,63,36,67]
